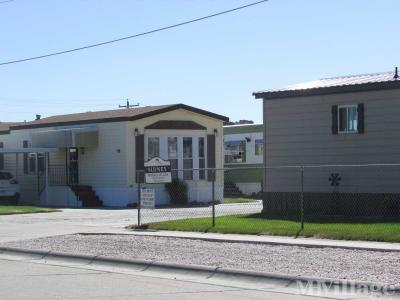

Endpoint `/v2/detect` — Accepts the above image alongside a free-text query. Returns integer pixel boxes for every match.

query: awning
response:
[31,126,98,148]
[0,148,58,153]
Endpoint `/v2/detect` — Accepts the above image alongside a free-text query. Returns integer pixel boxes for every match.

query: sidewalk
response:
[117,229,400,252]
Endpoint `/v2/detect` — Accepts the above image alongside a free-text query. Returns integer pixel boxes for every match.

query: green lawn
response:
[0,205,59,215]
[146,214,400,243]
[223,198,258,204]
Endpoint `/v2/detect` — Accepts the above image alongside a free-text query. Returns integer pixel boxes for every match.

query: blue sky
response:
[1,0,399,123]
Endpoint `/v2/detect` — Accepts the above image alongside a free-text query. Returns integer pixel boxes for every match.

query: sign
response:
[140,188,155,209]
[144,157,172,184]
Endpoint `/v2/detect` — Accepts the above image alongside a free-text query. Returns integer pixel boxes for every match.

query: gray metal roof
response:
[253,69,400,99]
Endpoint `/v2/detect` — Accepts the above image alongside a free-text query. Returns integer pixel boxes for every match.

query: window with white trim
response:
[168,137,178,179]
[198,137,205,180]
[28,153,46,174]
[0,142,4,170]
[147,137,160,159]
[338,105,358,133]
[146,135,207,181]
[255,139,263,156]
[183,137,193,180]
[224,140,246,163]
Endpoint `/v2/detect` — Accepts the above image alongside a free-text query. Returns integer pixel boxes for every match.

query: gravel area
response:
[2,234,400,284]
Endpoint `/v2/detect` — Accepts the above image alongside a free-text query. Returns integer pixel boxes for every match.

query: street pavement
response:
[0,203,262,242]
[1,205,400,299]
[0,257,395,300]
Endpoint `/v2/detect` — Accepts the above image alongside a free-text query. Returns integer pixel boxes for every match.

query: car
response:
[0,171,20,202]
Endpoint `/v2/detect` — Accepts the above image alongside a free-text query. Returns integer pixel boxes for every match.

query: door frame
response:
[67,147,79,185]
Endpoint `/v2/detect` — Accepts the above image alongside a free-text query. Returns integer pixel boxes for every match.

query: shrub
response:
[165,179,188,205]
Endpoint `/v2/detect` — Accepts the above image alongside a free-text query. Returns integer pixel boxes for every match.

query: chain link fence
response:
[135,164,400,237]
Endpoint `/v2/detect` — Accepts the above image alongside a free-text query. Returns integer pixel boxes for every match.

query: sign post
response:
[137,157,172,223]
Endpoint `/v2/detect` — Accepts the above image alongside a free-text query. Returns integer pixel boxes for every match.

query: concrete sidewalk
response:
[116,229,400,252]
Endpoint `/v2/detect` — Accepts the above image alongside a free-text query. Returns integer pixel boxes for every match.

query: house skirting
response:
[262,192,400,219]
[94,183,224,208]
[236,182,262,196]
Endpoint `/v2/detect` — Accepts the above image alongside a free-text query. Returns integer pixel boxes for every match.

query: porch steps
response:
[224,182,243,198]
[71,185,103,207]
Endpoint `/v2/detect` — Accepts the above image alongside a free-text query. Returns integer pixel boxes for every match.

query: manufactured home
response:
[223,124,263,196]
[253,68,400,217]
[0,104,228,207]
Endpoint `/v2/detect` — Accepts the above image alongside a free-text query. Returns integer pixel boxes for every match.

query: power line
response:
[0,0,15,4]
[0,0,269,66]
[0,97,128,103]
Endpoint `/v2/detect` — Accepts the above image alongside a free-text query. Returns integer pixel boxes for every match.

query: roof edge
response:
[7,104,229,132]
[253,81,400,100]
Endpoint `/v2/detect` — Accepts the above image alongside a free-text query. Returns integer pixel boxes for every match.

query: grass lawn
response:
[223,198,258,204]
[146,214,400,243]
[0,205,59,216]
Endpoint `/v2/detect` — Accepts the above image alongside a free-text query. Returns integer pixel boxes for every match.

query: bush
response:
[165,179,188,205]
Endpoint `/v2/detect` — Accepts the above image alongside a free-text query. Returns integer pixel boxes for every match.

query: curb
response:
[0,246,399,294]
[83,231,400,253]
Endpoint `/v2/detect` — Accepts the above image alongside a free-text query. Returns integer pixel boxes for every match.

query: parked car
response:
[0,171,20,202]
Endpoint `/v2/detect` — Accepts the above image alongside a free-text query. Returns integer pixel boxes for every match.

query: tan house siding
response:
[264,88,400,194]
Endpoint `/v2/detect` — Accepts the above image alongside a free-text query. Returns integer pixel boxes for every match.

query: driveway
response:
[0,202,262,243]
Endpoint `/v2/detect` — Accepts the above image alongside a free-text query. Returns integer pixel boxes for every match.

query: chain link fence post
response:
[212,169,216,227]
[300,166,305,231]
[137,174,141,227]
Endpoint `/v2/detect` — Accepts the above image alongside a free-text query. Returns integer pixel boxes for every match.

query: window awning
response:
[145,120,206,130]
[31,126,98,148]
[0,148,58,153]
[224,140,243,146]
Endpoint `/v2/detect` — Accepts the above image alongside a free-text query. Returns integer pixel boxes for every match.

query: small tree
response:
[165,179,188,205]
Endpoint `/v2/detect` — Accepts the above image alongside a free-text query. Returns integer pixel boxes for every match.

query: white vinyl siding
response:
[79,122,127,187]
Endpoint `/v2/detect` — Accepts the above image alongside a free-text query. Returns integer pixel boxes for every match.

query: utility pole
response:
[119,99,139,109]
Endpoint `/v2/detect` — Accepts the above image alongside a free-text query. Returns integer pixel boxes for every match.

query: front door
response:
[68,148,79,185]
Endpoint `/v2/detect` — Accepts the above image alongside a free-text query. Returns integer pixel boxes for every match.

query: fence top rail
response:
[135,163,400,173]
[263,163,400,169]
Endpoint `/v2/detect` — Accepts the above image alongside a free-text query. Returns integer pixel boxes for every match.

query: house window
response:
[198,137,205,180]
[338,105,358,133]
[183,137,193,180]
[28,153,46,174]
[146,135,206,181]
[148,137,159,159]
[0,142,4,170]
[28,153,37,173]
[224,140,246,163]
[255,139,263,156]
[37,153,45,173]
[168,137,178,179]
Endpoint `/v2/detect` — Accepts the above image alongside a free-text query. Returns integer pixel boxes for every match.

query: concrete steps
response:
[71,185,102,207]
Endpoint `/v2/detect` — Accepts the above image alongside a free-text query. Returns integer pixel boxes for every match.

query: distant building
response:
[223,123,263,196]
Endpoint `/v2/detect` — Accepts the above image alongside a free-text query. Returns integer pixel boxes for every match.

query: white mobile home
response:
[223,124,263,196]
[0,104,228,207]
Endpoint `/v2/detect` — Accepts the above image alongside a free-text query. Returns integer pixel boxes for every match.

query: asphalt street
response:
[0,258,395,300]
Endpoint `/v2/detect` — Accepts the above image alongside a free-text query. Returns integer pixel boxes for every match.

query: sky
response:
[0,0,399,123]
